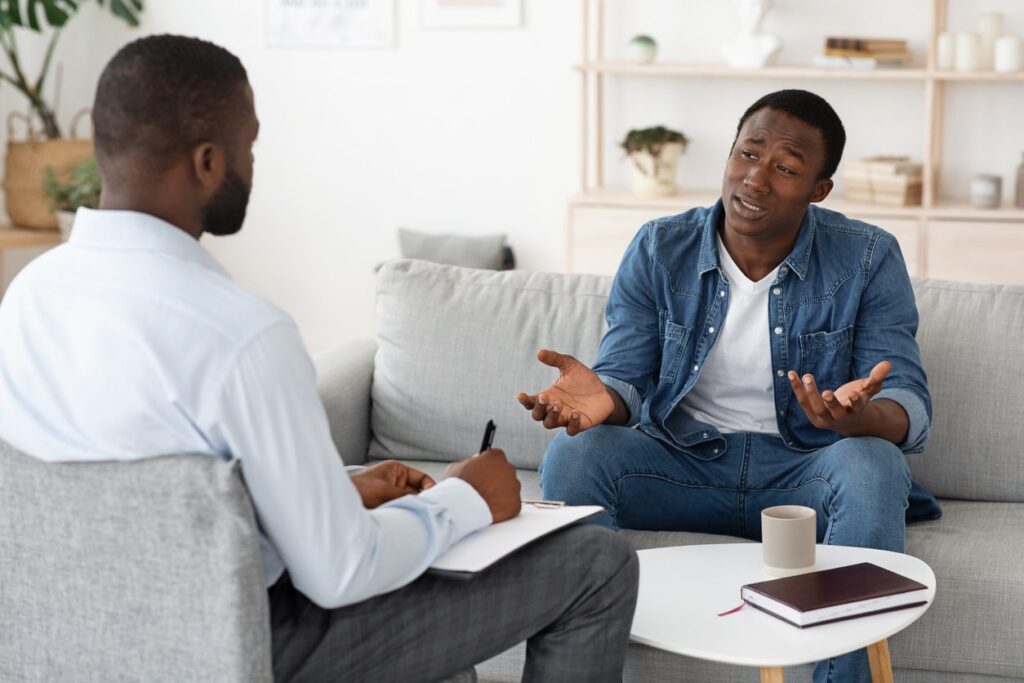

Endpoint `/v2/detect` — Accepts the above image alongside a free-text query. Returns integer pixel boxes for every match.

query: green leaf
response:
[96,0,141,27]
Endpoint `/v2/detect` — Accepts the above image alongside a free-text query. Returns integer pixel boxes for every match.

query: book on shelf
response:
[823,49,911,65]
[826,37,909,52]
[812,55,910,70]
[741,562,929,628]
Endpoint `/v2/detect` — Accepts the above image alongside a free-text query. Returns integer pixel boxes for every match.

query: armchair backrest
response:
[0,441,272,682]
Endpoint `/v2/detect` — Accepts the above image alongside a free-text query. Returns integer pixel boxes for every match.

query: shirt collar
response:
[698,198,816,281]
[68,208,230,278]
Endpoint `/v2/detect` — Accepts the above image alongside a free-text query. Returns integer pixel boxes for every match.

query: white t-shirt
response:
[679,235,781,435]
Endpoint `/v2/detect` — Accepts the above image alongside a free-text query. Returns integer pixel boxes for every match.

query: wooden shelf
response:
[0,225,62,250]
[576,61,1024,83]
[570,189,1024,223]
[575,61,929,80]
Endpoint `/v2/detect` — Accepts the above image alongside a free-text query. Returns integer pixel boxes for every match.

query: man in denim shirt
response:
[518,90,936,683]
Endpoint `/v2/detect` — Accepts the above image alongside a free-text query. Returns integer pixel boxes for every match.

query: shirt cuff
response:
[417,477,492,541]
[344,465,368,474]
[597,374,642,427]
[875,387,930,453]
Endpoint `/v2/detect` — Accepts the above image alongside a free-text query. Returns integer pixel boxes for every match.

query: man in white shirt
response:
[0,35,638,682]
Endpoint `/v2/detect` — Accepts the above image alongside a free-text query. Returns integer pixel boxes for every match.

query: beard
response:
[202,167,251,236]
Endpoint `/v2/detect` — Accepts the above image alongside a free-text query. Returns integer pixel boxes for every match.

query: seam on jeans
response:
[611,473,737,492]
[737,434,751,537]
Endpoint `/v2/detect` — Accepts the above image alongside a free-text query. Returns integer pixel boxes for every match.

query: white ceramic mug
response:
[761,505,816,577]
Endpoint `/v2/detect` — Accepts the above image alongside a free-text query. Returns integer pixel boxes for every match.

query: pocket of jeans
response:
[659,318,691,383]
[797,326,853,391]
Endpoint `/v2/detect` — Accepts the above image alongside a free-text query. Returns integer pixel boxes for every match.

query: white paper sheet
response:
[429,505,603,574]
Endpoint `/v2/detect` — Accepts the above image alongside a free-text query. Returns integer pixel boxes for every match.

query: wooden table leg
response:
[760,667,784,683]
[867,638,894,683]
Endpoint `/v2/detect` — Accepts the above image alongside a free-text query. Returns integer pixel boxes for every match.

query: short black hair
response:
[733,89,846,180]
[93,34,249,173]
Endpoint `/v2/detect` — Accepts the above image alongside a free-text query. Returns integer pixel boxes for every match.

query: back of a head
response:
[92,34,249,178]
[734,89,846,180]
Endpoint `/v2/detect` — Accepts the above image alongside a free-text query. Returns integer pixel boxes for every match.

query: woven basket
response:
[3,111,94,230]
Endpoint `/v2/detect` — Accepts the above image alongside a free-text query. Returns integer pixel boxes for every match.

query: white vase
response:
[56,210,76,240]
[628,142,684,198]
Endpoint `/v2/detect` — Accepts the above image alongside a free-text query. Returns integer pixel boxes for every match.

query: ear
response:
[190,142,227,197]
[810,178,833,203]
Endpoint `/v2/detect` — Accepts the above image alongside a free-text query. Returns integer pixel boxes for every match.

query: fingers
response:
[821,390,849,421]
[405,466,436,492]
[516,392,536,410]
[536,349,568,369]
[862,360,892,396]
[531,394,548,421]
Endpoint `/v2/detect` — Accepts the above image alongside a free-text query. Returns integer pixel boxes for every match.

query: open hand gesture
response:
[516,349,614,436]
[788,360,892,436]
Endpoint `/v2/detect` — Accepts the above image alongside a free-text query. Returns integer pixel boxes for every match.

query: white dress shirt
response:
[0,208,492,608]
[679,235,782,435]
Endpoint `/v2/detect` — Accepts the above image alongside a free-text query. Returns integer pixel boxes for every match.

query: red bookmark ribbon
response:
[717,602,746,617]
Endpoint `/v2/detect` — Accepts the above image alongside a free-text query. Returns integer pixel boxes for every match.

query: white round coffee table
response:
[631,543,935,682]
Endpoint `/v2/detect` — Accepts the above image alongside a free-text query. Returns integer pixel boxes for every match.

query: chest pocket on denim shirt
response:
[798,326,854,392]
[659,311,691,383]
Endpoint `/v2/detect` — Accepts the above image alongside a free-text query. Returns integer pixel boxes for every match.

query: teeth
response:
[739,199,764,212]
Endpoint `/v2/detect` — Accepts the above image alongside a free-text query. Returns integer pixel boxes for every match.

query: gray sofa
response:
[315,259,1024,683]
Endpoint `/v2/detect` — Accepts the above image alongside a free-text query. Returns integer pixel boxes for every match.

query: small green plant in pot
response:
[621,126,688,198]
[42,156,99,239]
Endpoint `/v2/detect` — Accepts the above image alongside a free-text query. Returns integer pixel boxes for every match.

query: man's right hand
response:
[516,349,618,435]
[445,449,522,523]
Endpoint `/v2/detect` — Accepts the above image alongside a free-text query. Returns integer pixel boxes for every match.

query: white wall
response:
[6,0,1023,352]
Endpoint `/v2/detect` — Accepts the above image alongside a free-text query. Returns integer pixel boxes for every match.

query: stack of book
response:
[843,156,923,207]
[815,37,912,69]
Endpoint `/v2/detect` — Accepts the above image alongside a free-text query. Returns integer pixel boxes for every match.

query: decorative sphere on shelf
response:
[626,35,657,64]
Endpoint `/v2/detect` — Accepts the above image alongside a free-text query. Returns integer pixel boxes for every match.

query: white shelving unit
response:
[568,0,1024,283]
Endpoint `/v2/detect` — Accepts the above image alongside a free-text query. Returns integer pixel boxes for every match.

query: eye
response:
[777,165,795,175]
[741,150,757,160]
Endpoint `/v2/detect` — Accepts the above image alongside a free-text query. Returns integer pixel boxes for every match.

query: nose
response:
[743,163,769,195]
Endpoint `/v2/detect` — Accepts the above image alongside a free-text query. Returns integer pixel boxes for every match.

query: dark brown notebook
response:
[740,562,929,628]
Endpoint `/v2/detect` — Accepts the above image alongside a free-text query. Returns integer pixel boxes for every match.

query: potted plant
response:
[0,0,141,229]
[621,125,688,198]
[42,155,99,239]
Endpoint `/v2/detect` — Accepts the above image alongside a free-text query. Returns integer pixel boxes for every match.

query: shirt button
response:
[776,369,784,377]
[719,290,726,297]
[702,432,709,438]
[773,287,781,295]
[780,266,789,274]
[774,326,783,335]
[692,364,699,373]
[707,326,715,334]
[779,409,785,415]
[712,448,719,455]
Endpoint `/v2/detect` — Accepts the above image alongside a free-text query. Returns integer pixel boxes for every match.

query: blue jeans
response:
[540,426,912,683]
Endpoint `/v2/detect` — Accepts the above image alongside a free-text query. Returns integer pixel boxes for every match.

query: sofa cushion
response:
[893,500,1024,678]
[0,442,272,682]
[371,260,611,469]
[908,280,1024,502]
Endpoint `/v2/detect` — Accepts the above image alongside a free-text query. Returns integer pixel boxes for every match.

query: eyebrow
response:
[742,136,765,146]
[782,145,806,162]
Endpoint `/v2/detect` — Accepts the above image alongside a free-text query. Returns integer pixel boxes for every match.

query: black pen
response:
[479,419,496,454]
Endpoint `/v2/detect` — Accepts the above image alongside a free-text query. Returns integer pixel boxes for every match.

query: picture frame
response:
[266,0,396,48]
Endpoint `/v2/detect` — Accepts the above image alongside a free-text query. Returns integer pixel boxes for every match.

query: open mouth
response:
[732,195,767,217]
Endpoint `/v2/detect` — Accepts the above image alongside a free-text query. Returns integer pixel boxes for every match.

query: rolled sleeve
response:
[597,374,642,427]
[875,387,930,453]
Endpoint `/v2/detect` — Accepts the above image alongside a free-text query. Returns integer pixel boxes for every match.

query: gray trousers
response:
[270,524,639,683]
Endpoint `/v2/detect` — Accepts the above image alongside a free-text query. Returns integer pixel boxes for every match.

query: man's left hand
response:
[350,460,436,509]
[788,360,891,437]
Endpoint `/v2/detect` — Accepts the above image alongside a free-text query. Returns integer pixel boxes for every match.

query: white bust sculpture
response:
[722,0,781,68]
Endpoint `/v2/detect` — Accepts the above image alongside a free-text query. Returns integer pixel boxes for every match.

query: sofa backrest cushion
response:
[370,259,611,469]
[907,279,1024,502]
[0,442,272,682]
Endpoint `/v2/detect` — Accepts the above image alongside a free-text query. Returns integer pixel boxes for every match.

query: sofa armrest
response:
[315,338,377,466]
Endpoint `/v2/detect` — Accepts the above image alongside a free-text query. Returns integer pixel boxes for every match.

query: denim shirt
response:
[592,199,931,460]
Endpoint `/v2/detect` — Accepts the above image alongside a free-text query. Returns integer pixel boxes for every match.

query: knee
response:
[823,437,910,494]
[541,428,607,486]
[559,525,639,590]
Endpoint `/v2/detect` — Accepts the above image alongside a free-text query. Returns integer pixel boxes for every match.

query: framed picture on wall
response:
[266,0,396,48]
[420,0,522,28]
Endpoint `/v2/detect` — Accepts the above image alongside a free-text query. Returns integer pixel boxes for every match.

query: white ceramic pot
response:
[56,210,76,240]
[628,142,684,198]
